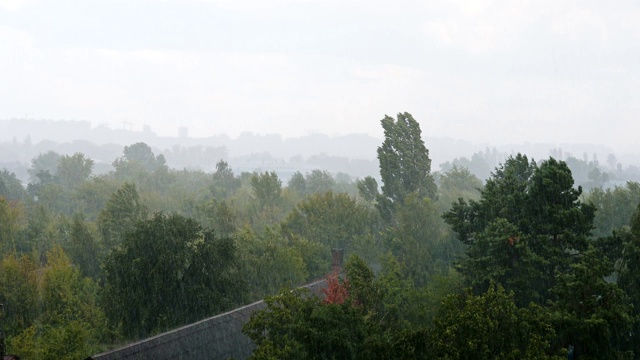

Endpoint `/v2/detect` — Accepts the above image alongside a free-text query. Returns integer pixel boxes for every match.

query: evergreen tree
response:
[445,156,597,306]
[550,246,633,359]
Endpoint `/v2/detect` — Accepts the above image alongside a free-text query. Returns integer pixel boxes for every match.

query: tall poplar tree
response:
[376,112,436,221]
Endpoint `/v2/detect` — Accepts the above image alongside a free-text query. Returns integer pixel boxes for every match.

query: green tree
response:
[0,169,28,203]
[210,160,241,199]
[251,171,282,207]
[356,176,379,203]
[113,142,167,174]
[101,212,245,338]
[234,226,308,300]
[615,203,640,356]
[444,155,599,311]
[56,152,94,190]
[444,154,537,245]
[97,182,147,252]
[71,176,120,221]
[457,219,547,307]
[281,191,380,264]
[28,151,61,184]
[20,204,58,258]
[287,171,307,195]
[244,256,430,360]
[0,253,38,337]
[377,112,436,218]
[550,246,633,359]
[527,158,594,244]
[526,159,595,295]
[385,193,445,285]
[431,283,562,360]
[7,246,107,359]
[588,181,640,238]
[305,169,336,195]
[436,165,482,212]
[0,196,22,254]
[68,213,101,278]
[195,198,238,238]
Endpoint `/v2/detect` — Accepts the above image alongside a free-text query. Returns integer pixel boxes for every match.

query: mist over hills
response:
[1,118,638,188]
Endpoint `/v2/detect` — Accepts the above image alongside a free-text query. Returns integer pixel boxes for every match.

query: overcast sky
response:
[1,0,638,151]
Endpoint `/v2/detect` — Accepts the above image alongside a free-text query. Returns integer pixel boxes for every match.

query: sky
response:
[1,0,639,152]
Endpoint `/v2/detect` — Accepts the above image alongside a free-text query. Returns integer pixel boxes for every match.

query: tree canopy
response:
[377,112,436,212]
[101,212,245,338]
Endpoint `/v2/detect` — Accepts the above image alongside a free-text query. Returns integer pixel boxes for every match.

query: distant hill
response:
[1,118,639,187]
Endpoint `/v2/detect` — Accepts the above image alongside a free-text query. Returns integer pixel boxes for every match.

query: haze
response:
[1,0,638,152]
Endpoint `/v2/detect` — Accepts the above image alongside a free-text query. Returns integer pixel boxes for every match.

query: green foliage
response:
[101,212,245,339]
[458,219,547,306]
[386,193,445,285]
[444,155,595,305]
[527,158,594,243]
[39,246,106,333]
[70,176,120,221]
[444,154,536,245]
[431,283,563,360]
[305,169,337,195]
[346,254,463,330]
[195,198,238,238]
[287,234,329,282]
[0,169,28,202]
[281,191,380,262]
[234,226,308,300]
[113,142,167,177]
[210,160,241,199]
[0,196,22,254]
[21,152,94,218]
[28,151,61,184]
[251,171,282,207]
[356,176,379,203]
[439,148,501,181]
[7,130,634,360]
[243,286,416,360]
[6,246,107,359]
[97,182,147,252]
[614,204,640,356]
[20,204,59,259]
[68,213,101,278]
[344,255,380,311]
[8,320,99,360]
[56,153,94,190]
[0,253,38,337]
[550,246,633,359]
[287,171,307,195]
[588,181,640,238]
[436,165,482,212]
[377,112,436,209]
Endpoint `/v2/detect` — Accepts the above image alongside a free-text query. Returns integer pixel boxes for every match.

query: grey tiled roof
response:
[90,280,328,360]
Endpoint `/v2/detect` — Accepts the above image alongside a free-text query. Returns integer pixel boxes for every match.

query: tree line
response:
[0,113,639,359]
[245,113,640,360]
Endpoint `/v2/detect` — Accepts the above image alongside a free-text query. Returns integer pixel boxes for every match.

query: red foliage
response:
[322,273,349,305]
